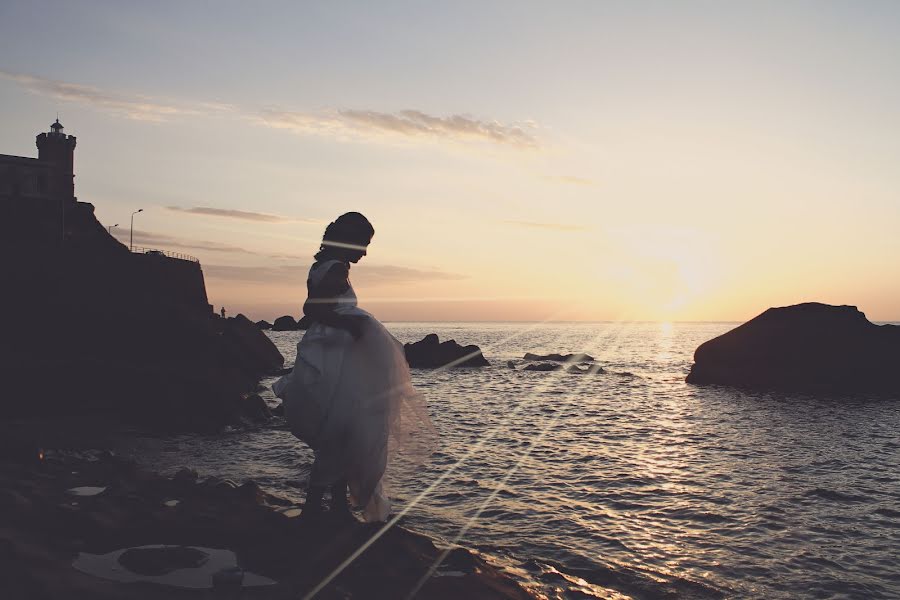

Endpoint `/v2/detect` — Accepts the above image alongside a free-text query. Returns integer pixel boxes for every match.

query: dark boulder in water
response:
[523,362,595,373]
[272,315,299,331]
[256,320,273,330]
[297,315,311,330]
[523,362,562,372]
[523,352,595,362]
[686,302,900,393]
[238,393,272,423]
[404,334,489,368]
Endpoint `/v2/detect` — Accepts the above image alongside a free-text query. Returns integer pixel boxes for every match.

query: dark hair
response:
[314,212,375,260]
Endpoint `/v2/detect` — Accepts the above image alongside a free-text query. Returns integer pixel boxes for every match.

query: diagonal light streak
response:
[403,319,635,598]
[301,313,627,598]
[301,309,584,598]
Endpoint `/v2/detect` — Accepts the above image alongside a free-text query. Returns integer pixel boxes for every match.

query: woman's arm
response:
[303,262,365,339]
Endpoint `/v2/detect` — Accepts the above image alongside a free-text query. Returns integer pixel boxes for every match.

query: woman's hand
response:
[346,315,368,340]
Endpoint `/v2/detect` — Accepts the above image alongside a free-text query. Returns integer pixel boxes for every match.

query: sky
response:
[1,1,898,322]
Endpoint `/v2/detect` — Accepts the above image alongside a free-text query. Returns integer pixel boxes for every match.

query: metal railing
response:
[130,246,199,263]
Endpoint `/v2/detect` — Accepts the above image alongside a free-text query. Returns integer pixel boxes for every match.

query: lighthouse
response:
[35,118,77,202]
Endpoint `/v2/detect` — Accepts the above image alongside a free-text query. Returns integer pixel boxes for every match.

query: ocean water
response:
[117,322,900,599]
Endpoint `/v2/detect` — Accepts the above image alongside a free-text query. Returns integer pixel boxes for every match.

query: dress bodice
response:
[308,259,359,314]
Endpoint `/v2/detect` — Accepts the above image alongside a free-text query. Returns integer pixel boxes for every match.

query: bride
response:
[273,212,435,522]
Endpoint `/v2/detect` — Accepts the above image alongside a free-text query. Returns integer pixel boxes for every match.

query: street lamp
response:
[108,223,119,235]
[130,209,143,251]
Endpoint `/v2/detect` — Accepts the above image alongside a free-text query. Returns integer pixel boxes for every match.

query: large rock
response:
[255,320,272,330]
[686,303,900,393]
[237,393,272,423]
[222,314,284,374]
[272,315,298,331]
[404,334,489,368]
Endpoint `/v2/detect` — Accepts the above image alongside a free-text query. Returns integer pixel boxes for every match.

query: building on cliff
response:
[1,120,213,315]
[1,119,84,249]
[0,120,286,430]
[0,118,77,206]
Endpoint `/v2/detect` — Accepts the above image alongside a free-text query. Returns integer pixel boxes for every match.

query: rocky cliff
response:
[0,198,283,431]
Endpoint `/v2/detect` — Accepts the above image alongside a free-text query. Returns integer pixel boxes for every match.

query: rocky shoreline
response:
[0,446,534,599]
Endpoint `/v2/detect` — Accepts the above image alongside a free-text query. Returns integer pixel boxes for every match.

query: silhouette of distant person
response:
[220,307,226,319]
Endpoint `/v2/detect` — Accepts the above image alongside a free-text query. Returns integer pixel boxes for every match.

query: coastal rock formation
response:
[686,302,900,393]
[0,196,283,431]
[256,320,272,330]
[272,315,298,331]
[523,352,595,362]
[404,334,490,368]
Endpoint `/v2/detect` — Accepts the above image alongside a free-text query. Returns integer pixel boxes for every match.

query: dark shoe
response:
[329,480,357,525]
[298,485,325,523]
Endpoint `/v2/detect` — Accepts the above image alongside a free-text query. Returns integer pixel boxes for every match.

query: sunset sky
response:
[2,1,898,321]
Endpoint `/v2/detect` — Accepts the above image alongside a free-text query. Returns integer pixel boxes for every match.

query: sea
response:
[115,322,900,599]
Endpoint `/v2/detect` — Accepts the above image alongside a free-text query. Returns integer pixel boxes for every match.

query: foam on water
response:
[114,322,900,599]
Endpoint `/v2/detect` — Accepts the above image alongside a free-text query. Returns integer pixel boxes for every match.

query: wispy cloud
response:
[0,71,227,122]
[542,175,595,186]
[501,220,588,232]
[166,206,316,224]
[2,69,539,147]
[204,263,466,285]
[258,108,539,148]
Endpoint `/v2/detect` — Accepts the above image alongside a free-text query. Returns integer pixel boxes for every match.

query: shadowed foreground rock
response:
[686,302,900,393]
[222,314,284,375]
[404,334,490,368]
[0,451,534,599]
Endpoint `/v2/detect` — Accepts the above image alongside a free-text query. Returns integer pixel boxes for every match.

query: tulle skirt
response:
[273,312,435,522]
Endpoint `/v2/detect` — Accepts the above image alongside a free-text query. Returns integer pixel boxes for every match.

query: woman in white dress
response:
[273,212,435,522]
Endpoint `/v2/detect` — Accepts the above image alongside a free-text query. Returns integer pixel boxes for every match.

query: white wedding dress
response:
[273,259,435,521]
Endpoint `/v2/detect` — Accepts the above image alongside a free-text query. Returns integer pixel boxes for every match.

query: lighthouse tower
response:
[36,118,77,201]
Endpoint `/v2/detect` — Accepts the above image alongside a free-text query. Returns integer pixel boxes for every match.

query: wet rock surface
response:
[522,363,603,374]
[523,352,595,362]
[0,448,534,599]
